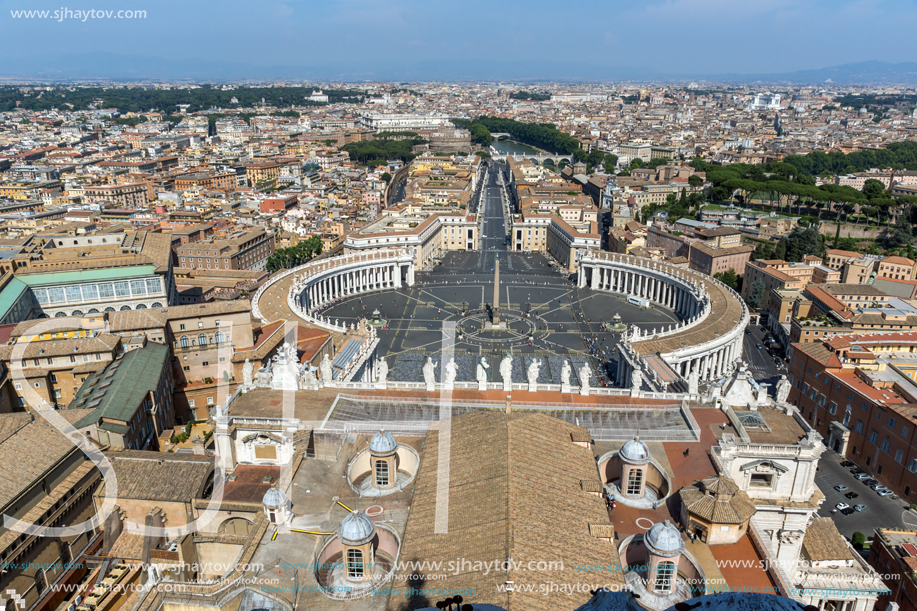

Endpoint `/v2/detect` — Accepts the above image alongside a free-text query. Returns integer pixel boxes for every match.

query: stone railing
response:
[251,249,413,327]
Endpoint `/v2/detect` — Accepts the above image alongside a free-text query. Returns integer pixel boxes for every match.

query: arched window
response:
[88,309,100,314]
[626,468,643,496]
[104,307,116,313]
[215,331,224,344]
[198,334,207,345]
[346,548,364,579]
[654,561,676,594]
[151,302,163,308]
[54,311,67,317]
[71,310,84,317]
[375,460,389,487]
[180,336,189,348]
[136,304,147,310]
[120,305,131,311]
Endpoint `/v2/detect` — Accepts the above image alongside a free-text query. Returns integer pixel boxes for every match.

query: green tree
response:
[851,532,866,549]
[265,235,324,274]
[862,178,887,200]
[629,157,644,169]
[885,213,915,248]
[784,226,824,262]
[381,172,392,184]
[774,238,787,260]
[603,153,619,174]
[688,174,704,189]
[748,279,766,308]
[713,269,738,290]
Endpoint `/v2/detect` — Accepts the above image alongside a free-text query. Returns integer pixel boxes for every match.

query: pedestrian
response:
[653,501,658,510]
[721,422,727,431]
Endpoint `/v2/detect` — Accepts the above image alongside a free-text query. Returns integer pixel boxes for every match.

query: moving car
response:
[834,485,848,492]
[835,502,850,510]
[854,504,867,512]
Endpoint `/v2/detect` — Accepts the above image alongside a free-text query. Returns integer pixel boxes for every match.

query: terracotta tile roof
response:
[679,475,756,524]
[802,517,856,562]
[102,450,214,502]
[389,411,623,611]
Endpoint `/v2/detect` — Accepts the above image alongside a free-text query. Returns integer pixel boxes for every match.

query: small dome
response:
[340,510,376,545]
[262,486,289,508]
[369,430,398,456]
[645,520,684,557]
[620,437,651,464]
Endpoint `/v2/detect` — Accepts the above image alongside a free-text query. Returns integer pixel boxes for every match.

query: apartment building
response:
[787,332,917,500]
[70,343,175,451]
[741,257,840,311]
[174,228,275,271]
[83,183,149,208]
[878,256,917,281]
[0,412,102,611]
[869,528,917,611]
[0,325,122,409]
[0,231,177,324]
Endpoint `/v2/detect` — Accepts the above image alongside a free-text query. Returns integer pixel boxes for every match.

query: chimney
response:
[505,395,512,415]
[192,435,205,455]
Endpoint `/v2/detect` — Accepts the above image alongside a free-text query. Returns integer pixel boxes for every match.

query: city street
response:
[742,321,784,389]
[814,449,917,544]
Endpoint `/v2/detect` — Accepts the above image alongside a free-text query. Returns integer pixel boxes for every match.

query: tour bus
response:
[626,296,651,309]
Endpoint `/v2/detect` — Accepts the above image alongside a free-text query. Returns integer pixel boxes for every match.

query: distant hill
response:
[710,61,917,85]
[2,55,917,85]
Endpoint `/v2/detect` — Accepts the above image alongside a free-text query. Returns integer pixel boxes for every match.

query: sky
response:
[2,0,917,80]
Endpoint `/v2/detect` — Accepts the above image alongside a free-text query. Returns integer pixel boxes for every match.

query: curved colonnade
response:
[252,250,416,332]
[578,252,749,387]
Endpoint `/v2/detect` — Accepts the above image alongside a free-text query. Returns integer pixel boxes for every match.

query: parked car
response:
[840,461,854,467]
[840,507,855,515]
[835,502,850,510]
[854,473,871,480]
[834,485,849,492]
[870,483,886,491]
[854,504,867,512]
[844,492,859,499]
[851,468,865,475]
[878,489,894,496]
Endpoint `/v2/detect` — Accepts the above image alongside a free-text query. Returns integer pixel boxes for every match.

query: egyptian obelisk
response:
[492,254,500,326]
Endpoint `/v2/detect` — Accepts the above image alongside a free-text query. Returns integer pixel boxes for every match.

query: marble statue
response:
[320,353,333,384]
[560,359,572,392]
[242,358,254,388]
[300,367,319,390]
[375,358,389,390]
[579,363,591,396]
[527,358,541,392]
[631,367,643,393]
[423,356,438,392]
[688,367,699,396]
[500,354,513,392]
[254,360,272,388]
[270,342,301,391]
[444,357,459,388]
[477,357,490,390]
[775,375,791,404]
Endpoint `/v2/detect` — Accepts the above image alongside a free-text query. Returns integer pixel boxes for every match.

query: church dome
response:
[340,511,376,545]
[369,430,398,457]
[620,437,651,464]
[262,486,289,509]
[645,520,684,557]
